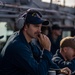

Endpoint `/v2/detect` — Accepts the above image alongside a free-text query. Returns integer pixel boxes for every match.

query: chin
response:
[32,36,37,39]
[34,35,38,38]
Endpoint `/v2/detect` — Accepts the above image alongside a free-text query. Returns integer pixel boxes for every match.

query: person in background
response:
[41,25,49,35]
[52,36,75,72]
[48,24,62,56]
[0,9,71,75]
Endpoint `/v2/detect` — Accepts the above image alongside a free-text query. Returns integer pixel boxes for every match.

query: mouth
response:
[34,33,40,38]
[35,32,41,35]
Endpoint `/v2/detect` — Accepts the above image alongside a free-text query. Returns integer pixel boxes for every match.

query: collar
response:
[19,30,31,48]
[55,50,65,60]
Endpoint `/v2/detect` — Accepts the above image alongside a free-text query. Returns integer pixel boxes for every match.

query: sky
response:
[42,0,75,7]
[0,22,13,42]
[0,22,7,42]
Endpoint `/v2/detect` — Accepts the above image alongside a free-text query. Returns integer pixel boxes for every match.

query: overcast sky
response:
[42,0,75,7]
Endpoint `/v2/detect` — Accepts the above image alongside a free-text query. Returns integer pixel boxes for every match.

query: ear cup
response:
[16,12,27,30]
[16,17,25,30]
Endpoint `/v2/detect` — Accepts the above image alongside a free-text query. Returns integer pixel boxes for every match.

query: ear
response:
[63,47,68,53]
[23,25,28,31]
[23,25,26,31]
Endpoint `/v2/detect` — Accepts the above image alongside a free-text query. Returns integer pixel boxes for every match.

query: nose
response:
[38,28,41,33]
[38,25,42,33]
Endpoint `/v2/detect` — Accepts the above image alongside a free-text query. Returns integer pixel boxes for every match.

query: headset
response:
[16,9,42,30]
[16,12,27,30]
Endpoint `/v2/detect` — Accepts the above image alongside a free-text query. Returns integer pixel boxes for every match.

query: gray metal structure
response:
[0,0,75,50]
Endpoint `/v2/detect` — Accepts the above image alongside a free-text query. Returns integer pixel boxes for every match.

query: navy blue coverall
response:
[0,31,59,75]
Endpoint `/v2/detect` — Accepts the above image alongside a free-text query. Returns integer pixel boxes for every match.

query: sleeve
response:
[11,43,55,75]
[52,56,75,72]
[30,43,42,62]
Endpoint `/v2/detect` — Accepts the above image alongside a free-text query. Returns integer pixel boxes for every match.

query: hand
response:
[60,67,71,75]
[37,34,51,51]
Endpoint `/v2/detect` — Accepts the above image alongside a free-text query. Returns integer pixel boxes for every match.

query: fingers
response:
[37,34,51,51]
[60,67,71,75]
[65,67,71,75]
[37,34,47,42]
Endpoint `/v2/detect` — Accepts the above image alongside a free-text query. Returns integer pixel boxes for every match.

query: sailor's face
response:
[25,24,42,39]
